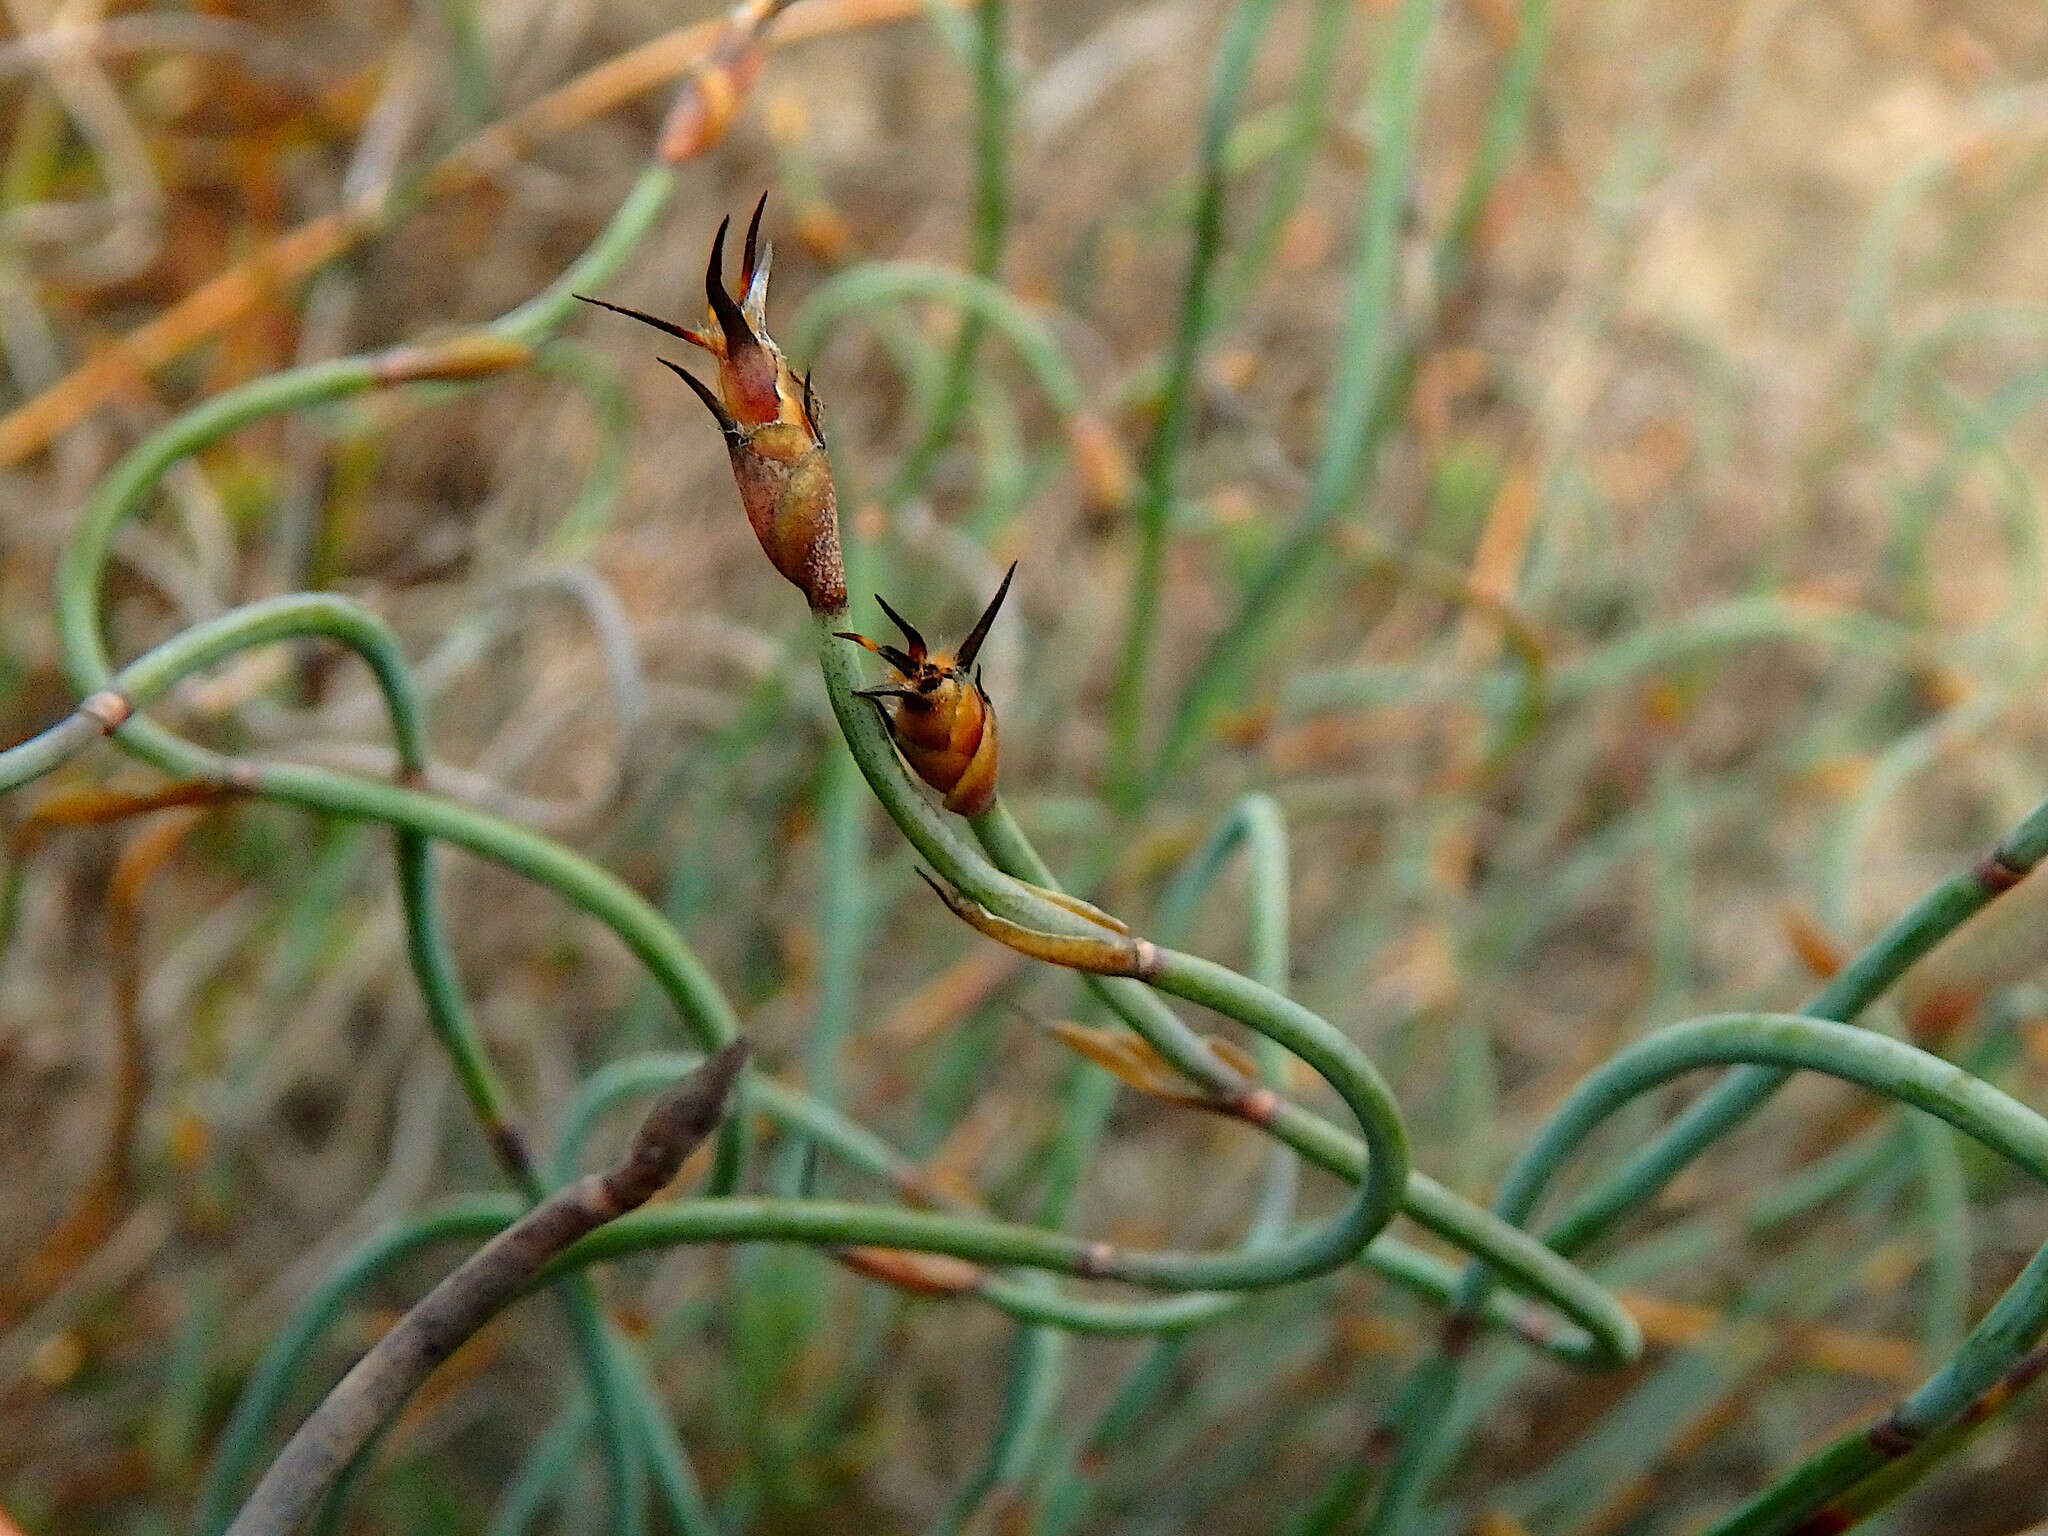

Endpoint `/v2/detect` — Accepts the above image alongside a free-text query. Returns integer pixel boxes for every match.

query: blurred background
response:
[4,0,2048,1531]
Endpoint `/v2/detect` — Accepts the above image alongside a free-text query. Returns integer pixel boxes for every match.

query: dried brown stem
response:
[0,783,232,1328]
[221,1039,748,1536]
[0,0,956,466]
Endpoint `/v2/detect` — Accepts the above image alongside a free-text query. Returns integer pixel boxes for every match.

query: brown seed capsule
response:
[576,194,845,610]
[837,565,1015,817]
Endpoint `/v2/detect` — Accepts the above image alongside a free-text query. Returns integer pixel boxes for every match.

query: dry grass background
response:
[4,0,2048,1531]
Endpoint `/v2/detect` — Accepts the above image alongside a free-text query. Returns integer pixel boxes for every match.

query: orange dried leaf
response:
[1204,1036,1261,1082]
[1051,1020,1164,1082]
[1778,905,1847,980]
[1068,412,1135,513]
[657,0,780,161]
[659,46,766,161]
[1050,1021,1205,1105]
[837,1246,984,1296]
[792,201,853,262]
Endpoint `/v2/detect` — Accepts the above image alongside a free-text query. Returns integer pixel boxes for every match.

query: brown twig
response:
[221,1038,748,1536]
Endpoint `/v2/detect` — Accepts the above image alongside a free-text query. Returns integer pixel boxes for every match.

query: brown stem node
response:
[1864,1415,1918,1458]
[78,690,133,732]
[1076,1241,1116,1280]
[1235,1086,1282,1128]
[1975,850,2028,895]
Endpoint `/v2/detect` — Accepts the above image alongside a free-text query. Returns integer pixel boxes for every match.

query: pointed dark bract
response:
[704,215,758,356]
[658,358,742,446]
[741,191,769,292]
[834,568,1013,816]
[573,293,697,344]
[580,205,845,609]
[874,594,929,666]
[834,630,918,675]
[955,562,1017,673]
[801,370,824,445]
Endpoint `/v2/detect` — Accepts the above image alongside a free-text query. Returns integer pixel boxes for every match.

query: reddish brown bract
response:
[577,195,845,610]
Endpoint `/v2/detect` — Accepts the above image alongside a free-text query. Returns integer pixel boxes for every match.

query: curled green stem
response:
[823,609,1635,1363]
[1365,1011,2048,1535]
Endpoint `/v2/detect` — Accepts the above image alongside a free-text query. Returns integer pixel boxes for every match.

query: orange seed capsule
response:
[836,565,1016,817]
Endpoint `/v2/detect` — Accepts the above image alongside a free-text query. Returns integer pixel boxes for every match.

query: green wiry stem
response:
[2,598,1476,1357]
[563,1053,1550,1339]
[886,0,1009,508]
[1699,1350,2048,1536]
[221,1046,742,1536]
[827,603,1410,1292]
[1433,0,1554,298]
[1546,810,2048,1258]
[1026,792,1301,1530]
[1363,1012,2048,1536]
[791,263,1086,419]
[1347,764,2048,1534]
[1149,0,1443,791]
[7,593,657,1534]
[1106,0,1286,806]
[969,796,1634,1364]
[1215,0,1352,319]
[823,611,1635,1362]
[53,615,658,1535]
[37,166,691,1536]
[3,592,421,790]
[942,788,1309,1532]
[1697,1220,2048,1535]
[0,705,125,792]
[192,1197,522,1536]
[542,1194,1348,1291]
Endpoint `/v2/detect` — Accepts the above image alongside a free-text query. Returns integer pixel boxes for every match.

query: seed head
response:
[578,194,845,609]
[836,565,1016,817]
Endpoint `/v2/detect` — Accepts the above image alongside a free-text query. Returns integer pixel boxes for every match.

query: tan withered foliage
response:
[917,870,1162,979]
[1049,1021,1265,1118]
[577,196,845,609]
[657,0,785,161]
[0,784,230,1328]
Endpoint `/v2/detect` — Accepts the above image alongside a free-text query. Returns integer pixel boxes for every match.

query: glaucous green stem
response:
[1545,799,2048,1258]
[192,1197,523,1536]
[1364,1012,2048,1536]
[885,0,1009,509]
[1149,0,1444,790]
[969,799,1634,1366]
[1353,779,2048,1536]
[791,263,1085,419]
[1106,0,1286,804]
[823,611,1635,1363]
[40,164,689,1536]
